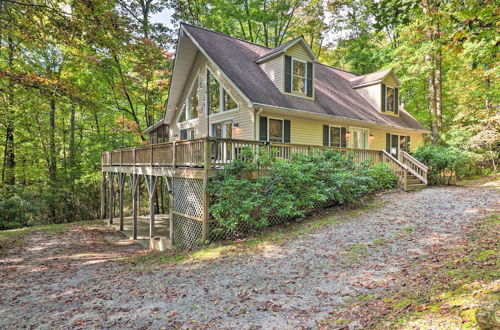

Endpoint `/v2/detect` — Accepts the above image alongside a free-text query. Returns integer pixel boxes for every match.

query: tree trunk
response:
[2,36,15,185]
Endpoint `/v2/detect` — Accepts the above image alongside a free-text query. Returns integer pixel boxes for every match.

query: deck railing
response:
[401,151,428,184]
[102,137,387,169]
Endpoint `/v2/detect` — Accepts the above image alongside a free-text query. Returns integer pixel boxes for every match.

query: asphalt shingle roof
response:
[182,23,426,131]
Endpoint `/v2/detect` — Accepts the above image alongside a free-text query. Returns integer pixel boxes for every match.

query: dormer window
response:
[292,59,306,94]
[382,84,399,114]
[386,86,395,112]
[285,55,313,97]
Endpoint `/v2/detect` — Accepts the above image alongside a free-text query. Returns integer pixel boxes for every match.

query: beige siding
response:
[259,55,283,92]
[285,42,314,61]
[169,52,254,140]
[355,84,381,111]
[259,111,424,152]
[382,72,399,87]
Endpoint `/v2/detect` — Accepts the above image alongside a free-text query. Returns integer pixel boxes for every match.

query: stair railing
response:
[401,151,428,185]
[381,150,408,190]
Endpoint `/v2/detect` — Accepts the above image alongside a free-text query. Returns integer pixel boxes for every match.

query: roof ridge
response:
[316,62,360,76]
[181,22,271,50]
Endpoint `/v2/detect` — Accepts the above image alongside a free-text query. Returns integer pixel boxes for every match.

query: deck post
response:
[165,177,174,243]
[201,172,210,241]
[204,137,211,169]
[108,172,115,225]
[130,174,140,240]
[100,171,106,220]
[172,141,176,168]
[145,175,159,239]
[118,173,126,231]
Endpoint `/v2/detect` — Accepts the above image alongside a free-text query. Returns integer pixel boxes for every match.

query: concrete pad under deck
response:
[106,214,170,250]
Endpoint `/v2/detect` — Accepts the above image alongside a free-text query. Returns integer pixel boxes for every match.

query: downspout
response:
[254,107,263,141]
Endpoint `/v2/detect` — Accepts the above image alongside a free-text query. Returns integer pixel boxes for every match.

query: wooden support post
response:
[172,141,176,168]
[201,173,210,241]
[166,177,174,243]
[100,171,106,220]
[108,172,115,225]
[130,174,140,240]
[145,175,159,239]
[204,137,212,169]
[118,173,126,231]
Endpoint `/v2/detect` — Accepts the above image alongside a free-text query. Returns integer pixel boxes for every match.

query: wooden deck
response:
[101,138,428,250]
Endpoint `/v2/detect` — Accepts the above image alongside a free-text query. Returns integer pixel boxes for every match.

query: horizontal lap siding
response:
[260,56,283,92]
[286,43,313,61]
[355,84,380,111]
[260,111,424,151]
[170,52,254,140]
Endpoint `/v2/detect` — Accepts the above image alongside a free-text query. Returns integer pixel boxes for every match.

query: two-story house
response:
[145,23,429,157]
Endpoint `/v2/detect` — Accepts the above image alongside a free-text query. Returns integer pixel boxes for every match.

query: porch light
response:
[345,131,352,140]
[232,122,239,127]
[369,134,375,142]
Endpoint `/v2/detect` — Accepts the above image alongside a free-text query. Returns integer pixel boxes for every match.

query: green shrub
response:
[208,149,397,236]
[413,144,474,185]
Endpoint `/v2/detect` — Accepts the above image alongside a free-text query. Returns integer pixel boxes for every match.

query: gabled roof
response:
[350,68,400,88]
[177,23,426,132]
[255,37,317,63]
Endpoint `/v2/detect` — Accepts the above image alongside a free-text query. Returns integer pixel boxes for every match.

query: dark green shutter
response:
[406,136,410,152]
[259,116,268,141]
[284,55,292,93]
[306,62,313,97]
[394,88,399,114]
[386,133,391,152]
[340,127,347,148]
[381,84,386,112]
[284,120,291,143]
[323,125,329,146]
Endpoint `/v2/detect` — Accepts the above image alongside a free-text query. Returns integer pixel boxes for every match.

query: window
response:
[269,118,284,142]
[178,76,199,123]
[292,59,306,94]
[207,69,238,115]
[385,86,396,112]
[180,128,194,140]
[223,90,237,111]
[386,133,410,157]
[178,105,187,123]
[329,126,341,147]
[207,71,220,115]
[188,77,199,120]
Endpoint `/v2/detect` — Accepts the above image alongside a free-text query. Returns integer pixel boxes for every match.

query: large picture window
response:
[178,75,199,123]
[292,59,306,94]
[269,118,284,142]
[207,69,238,116]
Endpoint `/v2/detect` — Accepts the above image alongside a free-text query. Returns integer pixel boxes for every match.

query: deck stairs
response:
[381,150,428,191]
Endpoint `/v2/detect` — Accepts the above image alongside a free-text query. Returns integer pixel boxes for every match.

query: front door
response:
[391,134,400,158]
[350,128,369,149]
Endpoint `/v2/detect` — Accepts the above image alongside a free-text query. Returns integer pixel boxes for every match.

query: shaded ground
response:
[0,180,498,329]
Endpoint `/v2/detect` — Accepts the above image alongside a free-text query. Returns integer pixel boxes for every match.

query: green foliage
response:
[208,150,396,235]
[413,144,474,185]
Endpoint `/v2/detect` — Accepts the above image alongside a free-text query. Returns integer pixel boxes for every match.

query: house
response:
[145,23,429,158]
[101,24,430,251]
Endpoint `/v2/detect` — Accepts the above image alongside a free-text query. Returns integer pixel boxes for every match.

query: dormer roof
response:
[254,37,317,63]
[350,68,400,88]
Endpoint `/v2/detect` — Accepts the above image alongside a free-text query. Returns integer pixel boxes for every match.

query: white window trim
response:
[206,68,239,117]
[385,85,396,113]
[268,117,285,143]
[328,125,342,147]
[291,58,307,94]
[348,126,370,149]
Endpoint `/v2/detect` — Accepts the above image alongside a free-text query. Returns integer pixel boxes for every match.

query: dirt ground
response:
[0,183,498,329]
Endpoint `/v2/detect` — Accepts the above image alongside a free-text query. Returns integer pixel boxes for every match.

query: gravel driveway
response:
[1,185,498,329]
